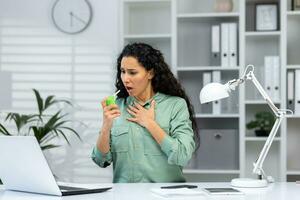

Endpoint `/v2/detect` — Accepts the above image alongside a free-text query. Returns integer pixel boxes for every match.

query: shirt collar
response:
[126,92,166,107]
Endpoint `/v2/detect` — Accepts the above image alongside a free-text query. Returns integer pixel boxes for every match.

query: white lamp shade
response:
[199,83,229,104]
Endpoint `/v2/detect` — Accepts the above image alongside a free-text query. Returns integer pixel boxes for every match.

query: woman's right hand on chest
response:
[101,98,121,130]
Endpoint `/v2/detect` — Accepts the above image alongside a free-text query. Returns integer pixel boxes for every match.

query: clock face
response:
[52,0,93,34]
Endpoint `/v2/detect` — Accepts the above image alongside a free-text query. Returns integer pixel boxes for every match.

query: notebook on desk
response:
[0,136,112,196]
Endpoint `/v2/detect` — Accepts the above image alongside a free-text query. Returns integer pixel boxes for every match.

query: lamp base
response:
[231,178,268,188]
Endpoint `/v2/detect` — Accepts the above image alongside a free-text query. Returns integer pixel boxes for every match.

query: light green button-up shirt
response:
[91,92,195,183]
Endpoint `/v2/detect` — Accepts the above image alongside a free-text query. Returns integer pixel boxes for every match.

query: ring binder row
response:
[211,23,238,67]
[287,70,300,115]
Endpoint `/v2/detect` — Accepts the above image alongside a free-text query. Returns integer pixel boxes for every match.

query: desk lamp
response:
[199,65,291,188]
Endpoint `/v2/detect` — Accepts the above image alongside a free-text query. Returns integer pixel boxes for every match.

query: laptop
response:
[0,136,112,196]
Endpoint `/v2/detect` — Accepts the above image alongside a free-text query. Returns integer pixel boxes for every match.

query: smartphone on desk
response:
[202,188,244,195]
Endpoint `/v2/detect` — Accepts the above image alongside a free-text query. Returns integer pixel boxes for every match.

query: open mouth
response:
[126,86,133,92]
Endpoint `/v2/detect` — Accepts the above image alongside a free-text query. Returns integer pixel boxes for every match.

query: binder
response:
[228,23,237,67]
[272,56,280,102]
[287,71,295,111]
[221,23,229,67]
[264,56,280,101]
[211,25,221,66]
[264,56,273,99]
[203,72,212,87]
[295,70,300,115]
[202,72,212,113]
[212,71,221,114]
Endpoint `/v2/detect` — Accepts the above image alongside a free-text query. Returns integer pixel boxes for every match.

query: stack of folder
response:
[211,23,238,67]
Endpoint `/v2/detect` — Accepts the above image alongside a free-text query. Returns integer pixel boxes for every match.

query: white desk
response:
[0,182,299,200]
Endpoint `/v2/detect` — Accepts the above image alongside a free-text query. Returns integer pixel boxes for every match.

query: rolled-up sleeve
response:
[160,98,195,166]
[91,146,112,168]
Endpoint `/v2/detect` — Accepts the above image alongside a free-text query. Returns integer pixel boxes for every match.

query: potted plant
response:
[246,111,276,137]
[0,89,82,184]
[0,89,81,149]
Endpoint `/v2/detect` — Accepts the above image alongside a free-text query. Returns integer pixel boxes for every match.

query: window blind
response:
[0,18,115,182]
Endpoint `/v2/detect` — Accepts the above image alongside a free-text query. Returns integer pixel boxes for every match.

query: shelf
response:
[177,66,240,71]
[124,0,170,2]
[195,114,239,118]
[287,115,300,119]
[287,11,300,16]
[183,169,240,174]
[245,137,281,142]
[177,12,239,19]
[245,31,281,37]
[124,34,171,39]
[245,100,281,105]
[286,65,300,69]
[287,170,300,175]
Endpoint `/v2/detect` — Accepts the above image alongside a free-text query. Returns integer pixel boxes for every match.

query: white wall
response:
[0,0,119,47]
[0,0,119,183]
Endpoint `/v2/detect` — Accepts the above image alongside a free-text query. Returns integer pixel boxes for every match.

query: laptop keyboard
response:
[59,185,83,190]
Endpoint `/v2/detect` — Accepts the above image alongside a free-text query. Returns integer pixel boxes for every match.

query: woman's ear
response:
[148,69,154,79]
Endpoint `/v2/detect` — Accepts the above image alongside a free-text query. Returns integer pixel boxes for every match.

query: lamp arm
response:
[246,71,280,116]
[245,70,285,180]
[252,116,284,179]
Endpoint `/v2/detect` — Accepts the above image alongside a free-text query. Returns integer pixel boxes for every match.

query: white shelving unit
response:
[286,0,300,182]
[120,0,300,182]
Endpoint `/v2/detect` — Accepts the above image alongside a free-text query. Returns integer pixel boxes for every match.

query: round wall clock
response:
[51,0,93,34]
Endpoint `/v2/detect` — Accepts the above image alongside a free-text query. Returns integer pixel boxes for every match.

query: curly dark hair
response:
[115,43,199,149]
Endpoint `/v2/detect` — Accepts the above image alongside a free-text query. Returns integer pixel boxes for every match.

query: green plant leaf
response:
[246,111,276,131]
[33,89,44,116]
[60,126,82,141]
[40,134,56,145]
[41,144,60,150]
[30,126,43,142]
[56,99,73,107]
[56,129,71,145]
[44,95,55,111]
[43,111,61,130]
[1,89,81,151]
[4,113,37,134]
[0,123,11,135]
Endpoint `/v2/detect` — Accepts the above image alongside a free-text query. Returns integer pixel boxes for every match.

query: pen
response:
[160,184,198,189]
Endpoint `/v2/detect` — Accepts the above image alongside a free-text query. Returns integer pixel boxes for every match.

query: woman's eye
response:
[129,71,137,75]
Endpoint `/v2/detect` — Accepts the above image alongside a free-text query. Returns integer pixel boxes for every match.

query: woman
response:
[92,43,199,183]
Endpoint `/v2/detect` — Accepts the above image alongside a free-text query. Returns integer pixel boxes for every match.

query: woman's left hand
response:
[127,100,155,128]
